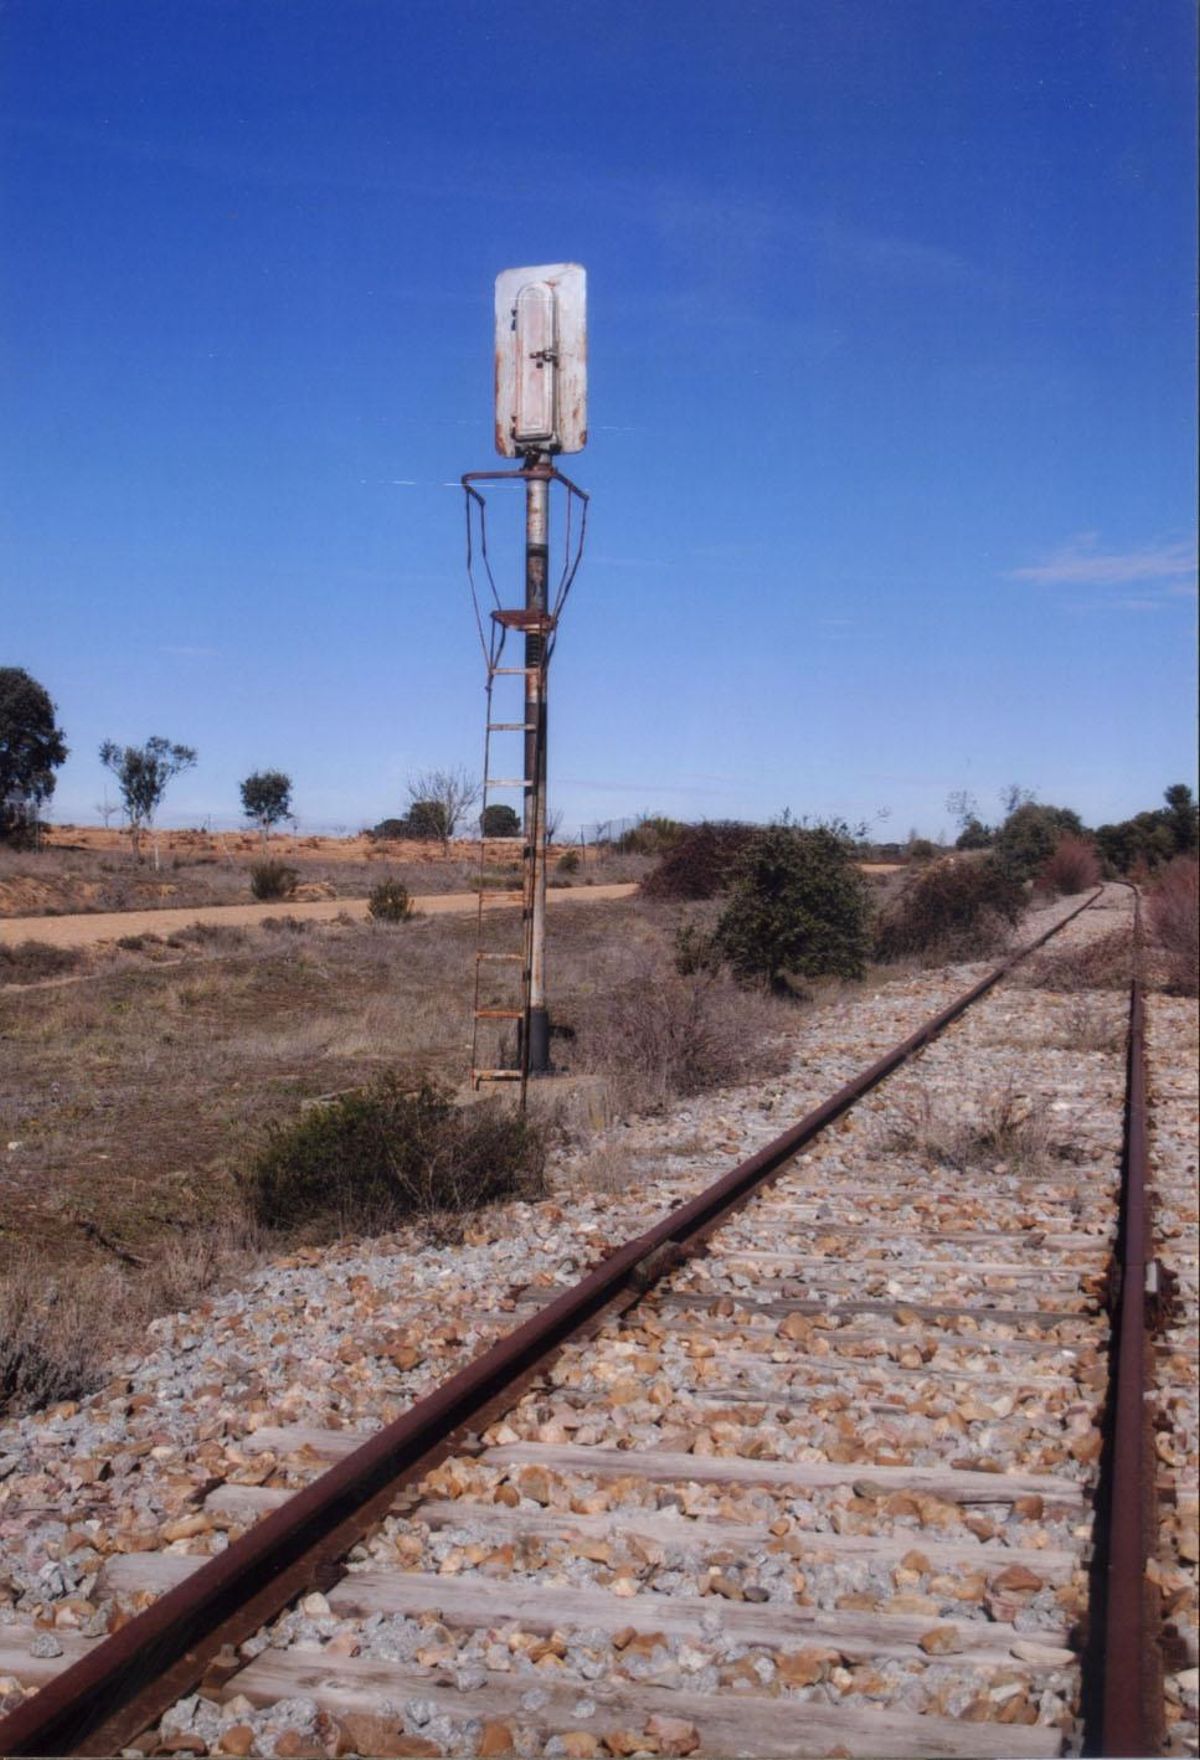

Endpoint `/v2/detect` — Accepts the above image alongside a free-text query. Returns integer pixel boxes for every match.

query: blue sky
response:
[2,0,1195,838]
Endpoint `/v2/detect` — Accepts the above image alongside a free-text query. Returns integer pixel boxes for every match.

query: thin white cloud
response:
[1007,534,1197,588]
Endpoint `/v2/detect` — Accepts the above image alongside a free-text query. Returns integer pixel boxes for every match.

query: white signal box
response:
[494,263,587,457]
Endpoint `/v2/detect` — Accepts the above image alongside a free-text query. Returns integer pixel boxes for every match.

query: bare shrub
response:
[640,822,756,901]
[1054,994,1125,1052]
[576,967,787,1114]
[238,1076,546,1238]
[876,856,1024,963]
[1149,856,1199,996]
[250,860,298,901]
[886,1082,1051,1175]
[560,1141,634,1195]
[141,1214,263,1314]
[170,921,249,953]
[0,1213,262,1416]
[367,878,413,922]
[1020,926,1132,992]
[0,940,82,982]
[1038,834,1102,897]
[0,1263,102,1411]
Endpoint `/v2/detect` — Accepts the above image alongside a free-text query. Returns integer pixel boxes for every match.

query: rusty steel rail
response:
[0,890,1104,1757]
[1090,888,1162,1757]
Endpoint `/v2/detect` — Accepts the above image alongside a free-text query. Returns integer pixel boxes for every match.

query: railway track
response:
[0,883,1189,1758]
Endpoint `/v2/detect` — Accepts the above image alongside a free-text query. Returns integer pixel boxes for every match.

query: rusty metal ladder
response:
[470,608,554,1103]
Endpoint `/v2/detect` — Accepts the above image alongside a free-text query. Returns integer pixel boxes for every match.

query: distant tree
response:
[1095,813,1173,875]
[99,736,197,862]
[998,782,1036,817]
[1163,783,1199,856]
[946,789,994,849]
[240,770,293,847]
[405,768,481,852]
[1095,784,1199,874]
[0,667,68,839]
[405,799,451,842]
[955,817,994,850]
[481,802,521,838]
[993,801,1084,880]
[95,792,118,830]
[945,789,978,828]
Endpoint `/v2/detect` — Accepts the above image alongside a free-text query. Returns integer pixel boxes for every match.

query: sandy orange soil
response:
[40,824,476,862]
[0,883,640,950]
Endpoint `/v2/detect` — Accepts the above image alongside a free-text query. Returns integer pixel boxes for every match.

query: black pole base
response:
[526,1007,551,1076]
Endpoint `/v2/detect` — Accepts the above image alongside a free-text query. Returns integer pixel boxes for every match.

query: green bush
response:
[615,816,684,856]
[993,803,1085,880]
[367,878,413,922]
[481,803,521,838]
[907,838,937,863]
[368,818,410,841]
[713,823,871,989]
[556,848,581,874]
[250,860,298,901]
[238,1076,546,1236]
[876,855,1024,962]
[640,821,756,901]
[673,919,721,976]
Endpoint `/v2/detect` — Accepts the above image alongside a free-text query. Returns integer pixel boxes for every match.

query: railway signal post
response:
[464,264,588,1096]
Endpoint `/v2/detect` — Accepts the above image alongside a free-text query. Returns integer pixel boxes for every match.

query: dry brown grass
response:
[0,1214,261,1416]
[1018,925,1133,993]
[1149,857,1199,996]
[0,898,748,1276]
[0,891,794,1408]
[0,939,84,982]
[1053,994,1126,1052]
[885,1082,1054,1176]
[574,963,790,1115]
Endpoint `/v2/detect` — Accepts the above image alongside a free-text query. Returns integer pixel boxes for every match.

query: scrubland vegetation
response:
[1,777,1195,1415]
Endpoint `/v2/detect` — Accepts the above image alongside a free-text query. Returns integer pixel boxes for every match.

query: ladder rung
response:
[476,952,524,963]
[473,1069,524,1082]
[487,722,536,732]
[475,1008,524,1019]
[492,667,538,676]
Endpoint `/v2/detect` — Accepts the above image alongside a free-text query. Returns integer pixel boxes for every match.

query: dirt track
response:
[0,883,639,950]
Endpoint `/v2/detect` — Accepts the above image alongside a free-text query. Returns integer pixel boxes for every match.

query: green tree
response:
[0,668,68,838]
[955,816,995,850]
[240,770,293,847]
[993,802,1084,880]
[481,802,521,838]
[99,736,197,862]
[714,822,871,990]
[1163,784,1198,856]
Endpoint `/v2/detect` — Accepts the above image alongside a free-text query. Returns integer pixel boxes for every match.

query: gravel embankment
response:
[1146,991,1200,1756]
[0,888,1153,1760]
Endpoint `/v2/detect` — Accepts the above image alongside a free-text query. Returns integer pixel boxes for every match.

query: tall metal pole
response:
[524,456,551,1073]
